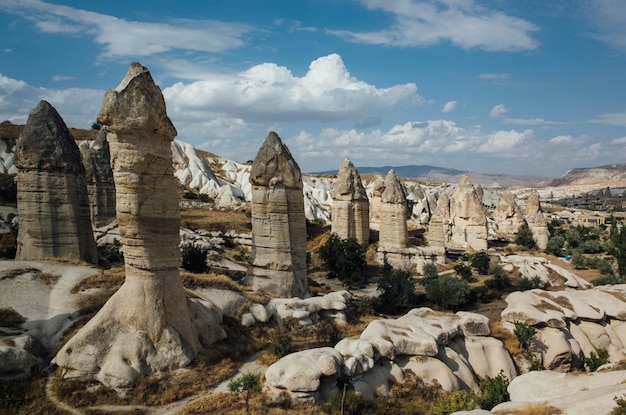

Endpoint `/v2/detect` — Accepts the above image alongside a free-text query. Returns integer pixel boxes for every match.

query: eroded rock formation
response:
[80,129,116,227]
[14,100,98,264]
[246,132,309,298]
[493,191,525,235]
[428,193,451,247]
[54,63,224,387]
[331,158,369,245]
[525,191,549,249]
[378,169,408,250]
[449,175,488,250]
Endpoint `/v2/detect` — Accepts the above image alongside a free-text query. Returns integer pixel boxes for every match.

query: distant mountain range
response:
[541,163,626,188]
[315,164,550,188]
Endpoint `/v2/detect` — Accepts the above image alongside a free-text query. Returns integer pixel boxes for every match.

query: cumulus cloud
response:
[162,54,419,123]
[490,104,509,118]
[0,73,103,127]
[590,111,626,126]
[583,0,626,50]
[442,100,457,112]
[329,0,538,51]
[0,0,252,58]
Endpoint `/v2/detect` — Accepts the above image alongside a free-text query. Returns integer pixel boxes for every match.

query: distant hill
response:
[315,164,550,187]
[542,163,626,188]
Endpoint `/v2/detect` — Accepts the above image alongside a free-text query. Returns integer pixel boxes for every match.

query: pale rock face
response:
[448,175,487,250]
[493,191,525,235]
[331,158,369,245]
[15,100,98,264]
[80,129,116,227]
[378,169,408,250]
[246,132,309,298]
[54,63,224,388]
[265,347,343,392]
[368,176,385,229]
[525,191,549,249]
[428,193,451,247]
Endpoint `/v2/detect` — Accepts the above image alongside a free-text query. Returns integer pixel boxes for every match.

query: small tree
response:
[318,233,367,288]
[515,223,537,250]
[470,252,490,274]
[421,262,439,284]
[477,371,510,410]
[423,275,470,310]
[376,256,417,314]
[228,372,262,413]
[454,263,473,281]
[608,223,626,277]
[513,321,536,349]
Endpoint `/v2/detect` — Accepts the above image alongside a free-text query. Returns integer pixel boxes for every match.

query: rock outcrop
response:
[428,194,451,247]
[378,169,408,250]
[54,63,224,388]
[246,132,309,298]
[525,191,549,250]
[493,191,525,235]
[449,175,488,250]
[14,100,98,264]
[80,129,116,227]
[265,308,516,402]
[331,158,369,245]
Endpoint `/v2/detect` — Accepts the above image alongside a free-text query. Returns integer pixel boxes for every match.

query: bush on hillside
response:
[181,244,209,274]
[514,223,537,250]
[375,256,418,314]
[423,275,470,310]
[318,233,367,288]
[470,252,490,274]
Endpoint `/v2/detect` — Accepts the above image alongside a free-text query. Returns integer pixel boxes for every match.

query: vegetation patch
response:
[181,270,242,292]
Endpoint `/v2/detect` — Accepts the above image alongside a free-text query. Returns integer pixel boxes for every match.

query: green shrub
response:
[513,321,537,349]
[431,390,476,415]
[454,263,473,281]
[198,193,209,203]
[545,235,567,256]
[375,256,417,314]
[611,395,626,415]
[423,275,470,310]
[515,276,544,290]
[98,239,124,265]
[515,223,537,250]
[470,252,490,274]
[326,389,375,415]
[183,190,198,200]
[571,249,586,269]
[422,262,440,284]
[524,350,544,371]
[181,244,209,273]
[584,348,609,372]
[318,233,367,288]
[485,264,511,291]
[477,371,510,410]
[592,274,625,286]
[270,331,294,358]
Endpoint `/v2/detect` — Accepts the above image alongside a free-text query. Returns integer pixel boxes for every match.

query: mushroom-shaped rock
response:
[331,157,369,245]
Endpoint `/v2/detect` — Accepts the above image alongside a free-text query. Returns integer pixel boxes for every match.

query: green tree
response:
[228,372,262,413]
[470,252,491,274]
[515,223,537,250]
[376,256,417,314]
[423,275,470,310]
[318,233,367,288]
[485,264,512,291]
[454,263,473,281]
[545,235,566,256]
[608,223,626,277]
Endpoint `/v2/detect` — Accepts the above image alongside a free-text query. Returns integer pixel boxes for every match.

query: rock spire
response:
[14,100,98,264]
[331,157,370,245]
[246,132,309,298]
[378,169,409,250]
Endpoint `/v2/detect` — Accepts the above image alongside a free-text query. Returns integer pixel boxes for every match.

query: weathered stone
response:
[246,132,309,298]
[54,63,224,388]
[379,169,408,250]
[428,194,451,247]
[525,191,549,249]
[80,129,116,227]
[448,175,487,250]
[331,158,369,245]
[265,347,343,392]
[14,100,98,264]
[493,191,525,235]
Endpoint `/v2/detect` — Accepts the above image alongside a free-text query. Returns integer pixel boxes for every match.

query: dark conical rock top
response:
[250,132,302,189]
[333,157,368,201]
[381,169,406,204]
[15,100,84,174]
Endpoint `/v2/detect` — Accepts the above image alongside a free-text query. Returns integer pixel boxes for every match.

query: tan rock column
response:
[379,169,409,250]
[449,174,488,250]
[526,191,549,249]
[246,132,309,298]
[331,157,370,245]
[15,100,98,264]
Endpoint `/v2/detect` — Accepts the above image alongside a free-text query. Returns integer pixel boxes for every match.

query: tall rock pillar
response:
[378,169,408,250]
[14,100,98,264]
[449,175,488,251]
[54,63,223,388]
[80,129,116,227]
[525,191,549,250]
[246,132,309,298]
[331,157,369,245]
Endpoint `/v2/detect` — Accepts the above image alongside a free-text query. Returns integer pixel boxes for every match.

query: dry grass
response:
[177,391,325,415]
[0,376,68,415]
[491,321,523,355]
[70,267,126,294]
[181,270,242,292]
[180,206,251,233]
[0,267,39,281]
[0,307,26,328]
[493,402,562,414]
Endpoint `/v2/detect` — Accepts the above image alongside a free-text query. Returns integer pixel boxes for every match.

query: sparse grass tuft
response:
[181,270,242,292]
[493,402,562,415]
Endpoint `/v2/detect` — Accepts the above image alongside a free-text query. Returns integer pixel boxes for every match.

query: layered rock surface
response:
[331,157,369,245]
[449,175,488,250]
[525,191,549,249]
[246,132,309,298]
[378,169,408,250]
[80,129,116,227]
[14,100,98,264]
[493,191,525,235]
[54,63,224,387]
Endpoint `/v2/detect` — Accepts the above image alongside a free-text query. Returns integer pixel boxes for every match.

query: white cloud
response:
[3,48,12,53]
[163,54,419,123]
[478,73,509,80]
[503,118,560,126]
[329,0,538,51]
[490,104,509,118]
[549,135,574,144]
[0,73,103,127]
[0,0,252,58]
[610,136,626,144]
[442,100,457,112]
[583,0,626,50]
[590,111,626,126]
[52,75,74,82]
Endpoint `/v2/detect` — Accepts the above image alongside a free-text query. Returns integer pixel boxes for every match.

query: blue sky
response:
[1,0,625,177]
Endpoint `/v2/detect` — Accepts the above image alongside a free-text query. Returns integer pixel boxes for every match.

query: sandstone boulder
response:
[331,157,369,245]
[246,132,309,298]
[265,347,343,393]
[15,100,98,264]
